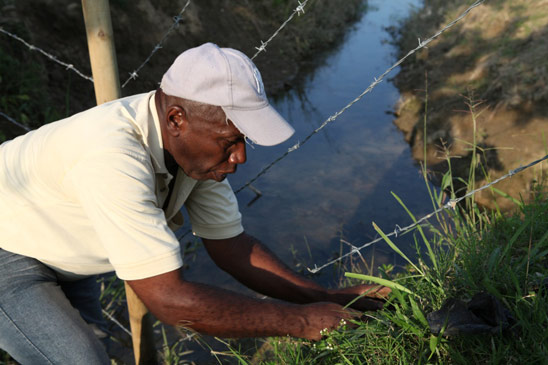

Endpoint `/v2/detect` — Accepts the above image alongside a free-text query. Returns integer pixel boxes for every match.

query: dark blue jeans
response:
[0,249,110,364]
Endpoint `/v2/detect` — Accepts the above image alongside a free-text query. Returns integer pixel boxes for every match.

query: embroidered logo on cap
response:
[252,67,265,96]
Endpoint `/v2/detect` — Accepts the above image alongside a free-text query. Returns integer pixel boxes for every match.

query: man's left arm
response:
[202,232,389,311]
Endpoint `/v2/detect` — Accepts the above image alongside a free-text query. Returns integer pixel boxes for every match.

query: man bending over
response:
[0,43,388,364]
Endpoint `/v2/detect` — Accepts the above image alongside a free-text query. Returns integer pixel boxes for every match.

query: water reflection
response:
[185,0,436,288]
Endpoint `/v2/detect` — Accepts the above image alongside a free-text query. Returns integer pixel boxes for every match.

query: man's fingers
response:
[353,297,385,311]
[341,307,362,319]
[338,284,392,300]
[360,284,391,299]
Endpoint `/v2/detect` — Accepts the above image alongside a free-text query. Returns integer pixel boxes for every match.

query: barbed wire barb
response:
[236,0,485,194]
[296,1,306,15]
[308,153,548,274]
[121,0,191,88]
[0,27,94,82]
[251,0,310,60]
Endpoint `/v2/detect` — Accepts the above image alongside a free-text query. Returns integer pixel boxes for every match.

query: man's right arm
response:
[127,269,354,340]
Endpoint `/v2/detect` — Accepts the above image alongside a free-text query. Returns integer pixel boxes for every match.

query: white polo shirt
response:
[0,91,243,280]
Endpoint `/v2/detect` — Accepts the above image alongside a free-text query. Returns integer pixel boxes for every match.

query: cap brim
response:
[223,104,295,146]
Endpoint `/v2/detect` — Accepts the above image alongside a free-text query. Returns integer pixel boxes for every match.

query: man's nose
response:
[228,141,247,164]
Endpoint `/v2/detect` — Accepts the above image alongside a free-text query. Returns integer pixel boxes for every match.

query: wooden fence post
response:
[81,1,157,363]
[81,0,120,105]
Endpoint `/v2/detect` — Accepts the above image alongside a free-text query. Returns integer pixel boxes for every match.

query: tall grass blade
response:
[345,272,413,294]
[429,335,439,359]
[372,221,424,275]
[409,296,428,328]
[498,214,532,267]
[390,287,410,311]
[536,229,548,246]
[391,192,439,272]
[492,187,523,207]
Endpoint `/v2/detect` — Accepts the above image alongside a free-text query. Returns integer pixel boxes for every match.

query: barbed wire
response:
[121,0,191,88]
[102,309,132,337]
[0,27,94,83]
[307,153,548,274]
[0,111,31,132]
[251,0,309,60]
[235,0,486,194]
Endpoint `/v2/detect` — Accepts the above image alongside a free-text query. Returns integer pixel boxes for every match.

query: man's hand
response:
[299,302,360,341]
[298,285,392,340]
[326,284,392,312]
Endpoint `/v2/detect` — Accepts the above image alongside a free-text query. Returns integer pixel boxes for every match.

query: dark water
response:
[185,0,436,289]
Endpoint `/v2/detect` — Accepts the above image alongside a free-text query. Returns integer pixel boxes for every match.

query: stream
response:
[185,0,432,290]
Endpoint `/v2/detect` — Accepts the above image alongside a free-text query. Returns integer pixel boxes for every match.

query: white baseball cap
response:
[160,43,294,146]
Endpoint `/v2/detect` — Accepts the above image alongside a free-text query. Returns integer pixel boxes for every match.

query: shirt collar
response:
[147,91,169,176]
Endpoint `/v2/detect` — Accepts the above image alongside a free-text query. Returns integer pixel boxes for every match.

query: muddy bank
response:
[0,0,363,134]
[391,0,548,211]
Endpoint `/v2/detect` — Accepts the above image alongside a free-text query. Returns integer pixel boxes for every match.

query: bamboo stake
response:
[81,0,120,104]
[125,286,158,364]
[81,1,157,363]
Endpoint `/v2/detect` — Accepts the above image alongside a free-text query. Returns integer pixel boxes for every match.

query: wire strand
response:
[121,0,192,88]
[307,153,548,274]
[251,0,309,60]
[0,27,93,82]
[101,309,132,337]
[0,111,31,132]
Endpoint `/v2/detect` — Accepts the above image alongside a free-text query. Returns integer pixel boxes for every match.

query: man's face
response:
[171,112,247,182]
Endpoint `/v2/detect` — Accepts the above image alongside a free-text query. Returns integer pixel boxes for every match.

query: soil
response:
[391,0,548,211]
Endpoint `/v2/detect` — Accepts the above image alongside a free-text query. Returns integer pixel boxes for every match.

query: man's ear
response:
[165,106,188,137]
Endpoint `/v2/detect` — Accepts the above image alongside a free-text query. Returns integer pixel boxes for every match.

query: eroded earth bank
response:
[392,0,548,211]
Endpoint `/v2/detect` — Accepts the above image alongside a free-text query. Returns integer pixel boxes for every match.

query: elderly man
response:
[0,43,387,363]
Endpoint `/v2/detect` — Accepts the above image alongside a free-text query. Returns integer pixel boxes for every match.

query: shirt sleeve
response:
[67,148,183,280]
[185,178,244,239]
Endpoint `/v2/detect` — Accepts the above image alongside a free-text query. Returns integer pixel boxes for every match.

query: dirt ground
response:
[392,0,548,211]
